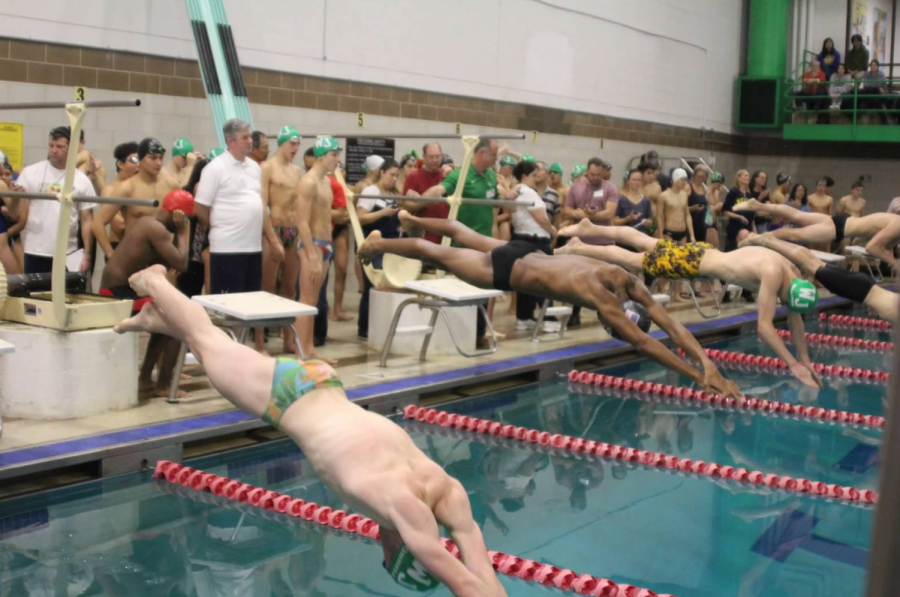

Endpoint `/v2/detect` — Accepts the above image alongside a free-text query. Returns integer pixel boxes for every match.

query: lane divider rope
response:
[820,313,891,331]
[775,329,893,353]
[685,348,890,383]
[401,406,878,505]
[566,370,885,429]
[153,460,671,597]
[404,421,875,510]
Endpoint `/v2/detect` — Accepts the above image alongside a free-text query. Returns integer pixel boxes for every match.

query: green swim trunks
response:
[262,357,343,428]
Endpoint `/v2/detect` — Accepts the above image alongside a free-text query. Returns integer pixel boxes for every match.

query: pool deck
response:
[0,291,855,488]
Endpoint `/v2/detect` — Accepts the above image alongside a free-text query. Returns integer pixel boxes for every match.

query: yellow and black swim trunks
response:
[262,357,343,428]
[642,240,713,280]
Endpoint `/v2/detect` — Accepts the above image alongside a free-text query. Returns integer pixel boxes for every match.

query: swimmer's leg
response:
[116,265,274,418]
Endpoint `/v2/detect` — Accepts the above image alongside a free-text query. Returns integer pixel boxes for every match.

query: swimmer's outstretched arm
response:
[625,278,741,399]
[387,492,507,597]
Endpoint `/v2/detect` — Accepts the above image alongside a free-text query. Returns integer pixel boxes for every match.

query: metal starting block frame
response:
[380,279,502,367]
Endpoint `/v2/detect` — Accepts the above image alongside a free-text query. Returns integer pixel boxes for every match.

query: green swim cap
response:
[520,154,536,163]
[172,138,193,157]
[208,147,224,159]
[277,125,301,146]
[499,155,516,167]
[407,149,420,159]
[386,545,439,591]
[313,135,342,157]
[788,278,818,313]
[572,163,586,178]
[710,171,724,184]
[549,162,563,175]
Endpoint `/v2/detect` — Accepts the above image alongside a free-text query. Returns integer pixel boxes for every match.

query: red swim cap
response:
[162,189,194,216]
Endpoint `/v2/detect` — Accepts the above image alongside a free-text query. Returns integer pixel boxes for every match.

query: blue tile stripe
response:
[0,295,851,471]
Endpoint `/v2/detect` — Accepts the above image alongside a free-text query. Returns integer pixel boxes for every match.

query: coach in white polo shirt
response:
[194,118,266,294]
[16,125,96,274]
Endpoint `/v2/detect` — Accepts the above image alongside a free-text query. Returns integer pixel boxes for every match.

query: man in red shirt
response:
[328,172,353,322]
[402,142,446,243]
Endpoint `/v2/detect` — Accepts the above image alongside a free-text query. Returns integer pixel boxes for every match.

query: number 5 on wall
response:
[357,112,365,128]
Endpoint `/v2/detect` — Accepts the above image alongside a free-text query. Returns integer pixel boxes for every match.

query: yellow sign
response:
[531,130,539,143]
[357,112,365,128]
[454,123,462,134]
[74,86,88,101]
[0,122,24,171]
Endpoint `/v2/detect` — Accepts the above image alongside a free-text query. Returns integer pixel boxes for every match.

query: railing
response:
[784,75,900,126]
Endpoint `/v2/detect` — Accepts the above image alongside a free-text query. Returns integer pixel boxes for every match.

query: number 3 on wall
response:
[73,87,87,102]
[357,112,365,128]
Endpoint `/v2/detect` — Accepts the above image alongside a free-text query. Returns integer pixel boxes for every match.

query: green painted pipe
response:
[747,0,791,78]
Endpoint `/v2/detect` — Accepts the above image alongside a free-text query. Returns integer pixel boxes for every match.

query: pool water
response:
[0,317,888,597]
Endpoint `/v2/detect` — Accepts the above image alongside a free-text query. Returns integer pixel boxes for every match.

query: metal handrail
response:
[784,74,900,126]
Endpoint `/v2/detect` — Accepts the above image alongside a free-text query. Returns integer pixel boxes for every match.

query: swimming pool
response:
[0,317,886,597]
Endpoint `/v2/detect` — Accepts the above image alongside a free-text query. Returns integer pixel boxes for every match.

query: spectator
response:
[0,152,21,274]
[396,153,417,194]
[829,63,853,111]
[423,137,499,342]
[749,170,771,233]
[356,159,401,340]
[644,150,670,190]
[860,59,891,124]
[166,137,200,187]
[846,34,870,79]
[570,164,586,185]
[818,37,841,79]
[352,155,384,194]
[561,157,618,326]
[706,171,725,249]
[888,190,900,215]
[722,169,752,251]
[508,160,558,332]
[687,167,712,241]
[614,168,653,231]
[303,147,315,172]
[787,184,811,226]
[16,126,96,274]
[249,130,269,164]
[194,118,264,296]
[769,172,792,231]
[532,161,560,224]
[808,177,835,215]
[599,159,613,182]
[638,161,662,232]
[547,163,569,224]
[328,170,353,323]
[178,158,210,298]
[401,142,447,243]
[796,60,827,123]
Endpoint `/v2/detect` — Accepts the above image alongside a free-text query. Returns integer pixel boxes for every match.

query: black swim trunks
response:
[332,223,348,241]
[814,265,875,303]
[665,230,688,242]
[832,214,850,244]
[490,240,545,291]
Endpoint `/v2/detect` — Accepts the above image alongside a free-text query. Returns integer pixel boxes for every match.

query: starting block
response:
[844,246,883,281]
[168,292,317,404]
[378,278,502,367]
[811,250,846,265]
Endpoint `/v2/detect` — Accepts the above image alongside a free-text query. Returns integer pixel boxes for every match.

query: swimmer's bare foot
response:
[398,210,423,238]
[127,264,168,297]
[733,199,763,212]
[329,311,355,322]
[153,386,191,399]
[738,233,762,248]
[115,301,171,336]
[554,236,585,255]
[558,218,598,239]
[180,373,193,381]
[357,231,382,265]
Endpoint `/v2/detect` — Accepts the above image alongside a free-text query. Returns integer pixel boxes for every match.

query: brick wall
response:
[0,37,744,155]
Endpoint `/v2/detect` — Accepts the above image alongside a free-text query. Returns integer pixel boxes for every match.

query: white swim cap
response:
[365,154,385,173]
[672,168,688,182]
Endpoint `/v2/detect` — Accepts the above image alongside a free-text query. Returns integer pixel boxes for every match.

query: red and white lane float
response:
[566,370,885,429]
[684,348,889,384]
[774,328,893,353]
[153,460,672,596]
[820,313,891,331]
[403,405,878,506]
